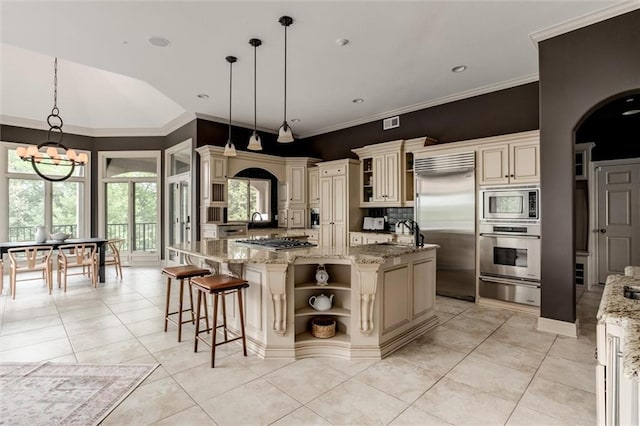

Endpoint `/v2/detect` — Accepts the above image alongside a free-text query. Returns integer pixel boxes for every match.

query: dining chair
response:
[105,238,124,279]
[57,243,98,291]
[7,246,54,300]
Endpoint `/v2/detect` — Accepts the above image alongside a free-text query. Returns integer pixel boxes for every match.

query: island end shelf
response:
[167,239,439,360]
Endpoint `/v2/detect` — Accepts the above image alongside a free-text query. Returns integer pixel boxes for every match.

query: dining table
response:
[0,237,108,292]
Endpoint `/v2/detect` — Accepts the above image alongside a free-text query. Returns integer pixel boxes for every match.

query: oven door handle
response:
[479,275,541,288]
[479,233,540,239]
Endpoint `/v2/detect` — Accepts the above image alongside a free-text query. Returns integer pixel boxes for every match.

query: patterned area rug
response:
[0,362,158,425]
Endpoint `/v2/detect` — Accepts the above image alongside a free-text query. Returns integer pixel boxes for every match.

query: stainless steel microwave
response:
[480,186,539,221]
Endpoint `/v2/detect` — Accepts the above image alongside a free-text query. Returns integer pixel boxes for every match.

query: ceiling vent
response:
[383,116,400,130]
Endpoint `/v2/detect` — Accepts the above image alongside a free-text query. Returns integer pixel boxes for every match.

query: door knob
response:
[600,228,607,233]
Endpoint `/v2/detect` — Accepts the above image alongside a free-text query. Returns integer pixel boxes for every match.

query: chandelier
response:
[16,58,88,182]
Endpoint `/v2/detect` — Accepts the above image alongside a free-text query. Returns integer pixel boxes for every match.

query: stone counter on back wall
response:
[168,239,439,360]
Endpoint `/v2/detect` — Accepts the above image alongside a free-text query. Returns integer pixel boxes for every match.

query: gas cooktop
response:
[234,238,317,251]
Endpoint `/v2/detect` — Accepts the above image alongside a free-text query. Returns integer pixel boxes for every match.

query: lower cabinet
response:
[596,322,640,425]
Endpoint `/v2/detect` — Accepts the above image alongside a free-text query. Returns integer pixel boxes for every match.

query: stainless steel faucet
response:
[398,219,424,247]
[251,212,263,222]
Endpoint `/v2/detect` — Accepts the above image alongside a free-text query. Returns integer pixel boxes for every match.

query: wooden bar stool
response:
[161,265,210,342]
[191,274,249,368]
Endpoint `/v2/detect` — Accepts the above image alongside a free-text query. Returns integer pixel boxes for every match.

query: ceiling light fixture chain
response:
[248,38,263,151]
[224,55,238,157]
[16,57,88,182]
[277,15,294,143]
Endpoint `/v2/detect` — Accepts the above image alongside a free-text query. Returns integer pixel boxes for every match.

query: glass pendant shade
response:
[247,131,262,150]
[223,141,237,157]
[278,122,294,143]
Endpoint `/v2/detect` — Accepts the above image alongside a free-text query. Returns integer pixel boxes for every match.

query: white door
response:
[596,162,640,282]
[168,177,191,257]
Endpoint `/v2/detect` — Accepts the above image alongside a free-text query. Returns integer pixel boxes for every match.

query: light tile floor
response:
[0,267,602,425]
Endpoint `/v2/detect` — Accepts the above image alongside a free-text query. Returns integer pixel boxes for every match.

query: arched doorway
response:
[574,91,640,289]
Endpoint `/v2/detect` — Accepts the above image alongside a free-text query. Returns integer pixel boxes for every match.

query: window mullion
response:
[45,181,53,233]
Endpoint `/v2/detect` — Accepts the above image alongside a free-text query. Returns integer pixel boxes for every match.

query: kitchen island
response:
[596,267,640,424]
[168,239,438,359]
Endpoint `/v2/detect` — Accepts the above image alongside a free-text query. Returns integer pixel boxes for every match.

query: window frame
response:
[0,141,91,242]
[227,177,272,223]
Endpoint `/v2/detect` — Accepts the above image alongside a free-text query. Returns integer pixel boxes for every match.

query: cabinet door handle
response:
[510,174,514,178]
[504,175,509,178]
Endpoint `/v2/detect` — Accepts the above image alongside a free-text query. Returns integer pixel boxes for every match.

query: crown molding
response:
[299,73,539,139]
[0,112,197,138]
[529,0,640,46]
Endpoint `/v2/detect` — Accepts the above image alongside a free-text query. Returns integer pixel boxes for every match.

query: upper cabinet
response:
[575,142,595,180]
[286,164,307,204]
[353,140,404,207]
[308,167,320,207]
[478,138,540,185]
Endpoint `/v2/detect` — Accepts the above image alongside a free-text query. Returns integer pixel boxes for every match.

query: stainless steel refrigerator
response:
[415,152,476,301]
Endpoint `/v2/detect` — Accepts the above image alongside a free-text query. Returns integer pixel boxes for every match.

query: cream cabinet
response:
[308,168,320,207]
[478,140,539,185]
[196,146,228,225]
[318,160,362,247]
[596,321,640,425]
[353,140,403,207]
[287,164,307,204]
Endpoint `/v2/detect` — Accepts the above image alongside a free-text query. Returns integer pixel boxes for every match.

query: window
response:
[227,178,271,222]
[1,142,90,242]
[98,151,160,265]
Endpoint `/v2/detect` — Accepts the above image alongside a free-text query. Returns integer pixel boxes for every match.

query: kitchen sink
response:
[623,285,640,300]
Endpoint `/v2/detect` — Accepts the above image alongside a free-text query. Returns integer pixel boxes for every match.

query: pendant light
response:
[223,55,237,157]
[277,16,294,143]
[16,58,88,181]
[247,38,263,151]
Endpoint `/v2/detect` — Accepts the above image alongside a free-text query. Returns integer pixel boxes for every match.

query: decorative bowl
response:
[50,232,70,242]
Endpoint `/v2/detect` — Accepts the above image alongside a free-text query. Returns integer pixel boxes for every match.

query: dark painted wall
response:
[302,82,540,160]
[195,119,312,157]
[539,10,640,323]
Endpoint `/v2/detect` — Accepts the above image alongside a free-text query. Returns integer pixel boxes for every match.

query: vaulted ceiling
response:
[0,1,623,138]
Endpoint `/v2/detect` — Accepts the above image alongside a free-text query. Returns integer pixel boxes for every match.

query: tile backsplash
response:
[366,207,414,231]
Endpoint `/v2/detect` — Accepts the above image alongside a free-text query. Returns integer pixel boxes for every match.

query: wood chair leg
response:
[187,280,196,324]
[164,276,171,332]
[10,269,16,300]
[221,293,228,341]
[211,293,219,368]
[238,289,247,357]
[194,289,203,353]
[177,279,185,342]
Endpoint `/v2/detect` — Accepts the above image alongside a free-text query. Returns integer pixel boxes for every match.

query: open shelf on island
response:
[294,282,350,291]
[295,306,350,317]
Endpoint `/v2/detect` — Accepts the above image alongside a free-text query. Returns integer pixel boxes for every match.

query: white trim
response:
[592,157,640,285]
[537,317,579,338]
[0,111,196,138]
[1,141,91,242]
[301,74,539,138]
[529,1,640,46]
[97,150,162,265]
[164,139,194,262]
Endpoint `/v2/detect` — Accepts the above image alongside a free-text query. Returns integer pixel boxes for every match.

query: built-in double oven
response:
[478,185,541,307]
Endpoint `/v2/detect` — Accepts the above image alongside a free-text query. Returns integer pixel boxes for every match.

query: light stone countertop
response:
[168,239,438,265]
[596,274,640,381]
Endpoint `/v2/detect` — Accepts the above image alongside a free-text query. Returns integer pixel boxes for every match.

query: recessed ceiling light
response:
[122,40,129,45]
[336,38,349,47]
[291,118,301,123]
[148,36,170,47]
[352,98,364,104]
[622,109,640,116]
[197,93,209,99]
[451,65,467,73]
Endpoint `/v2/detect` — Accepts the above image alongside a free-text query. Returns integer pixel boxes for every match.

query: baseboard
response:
[537,316,579,337]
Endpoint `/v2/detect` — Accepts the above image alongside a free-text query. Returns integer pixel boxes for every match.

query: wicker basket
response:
[310,317,336,339]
